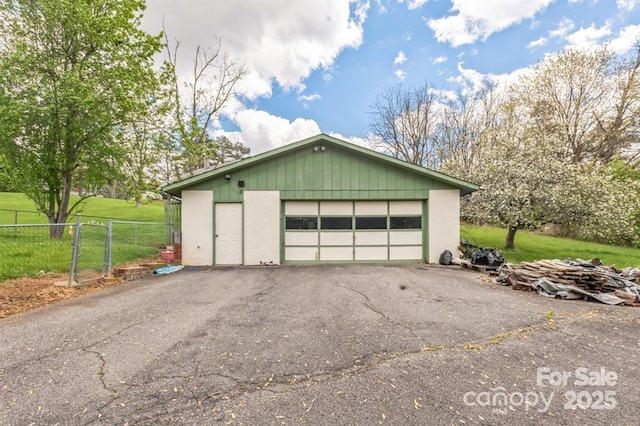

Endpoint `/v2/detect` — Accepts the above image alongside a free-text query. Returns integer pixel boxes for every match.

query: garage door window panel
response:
[286,217,318,230]
[390,216,421,229]
[320,217,352,230]
[355,216,387,230]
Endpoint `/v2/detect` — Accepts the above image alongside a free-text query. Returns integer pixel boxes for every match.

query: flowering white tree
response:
[461,99,565,249]
[463,98,640,249]
[556,162,639,245]
[515,46,640,163]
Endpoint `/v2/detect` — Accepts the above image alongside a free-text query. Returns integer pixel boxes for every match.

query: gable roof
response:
[162,133,479,196]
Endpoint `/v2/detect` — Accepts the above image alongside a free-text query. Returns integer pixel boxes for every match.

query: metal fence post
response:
[68,214,82,286]
[164,203,168,243]
[105,219,113,277]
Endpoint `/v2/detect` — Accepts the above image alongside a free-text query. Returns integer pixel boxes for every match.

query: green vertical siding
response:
[188,144,454,202]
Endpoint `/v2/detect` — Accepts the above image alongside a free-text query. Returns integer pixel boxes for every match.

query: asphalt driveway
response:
[1,264,638,425]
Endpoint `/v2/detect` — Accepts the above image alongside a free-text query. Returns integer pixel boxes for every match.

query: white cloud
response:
[566,23,613,50]
[430,88,459,102]
[298,93,322,103]
[449,62,532,95]
[527,37,548,50]
[617,0,640,11]
[327,132,372,147]
[231,110,321,153]
[406,0,429,9]
[394,69,408,80]
[432,55,448,64]
[450,63,488,93]
[298,93,322,109]
[394,51,407,65]
[549,18,575,38]
[608,25,640,54]
[427,0,554,47]
[143,0,369,99]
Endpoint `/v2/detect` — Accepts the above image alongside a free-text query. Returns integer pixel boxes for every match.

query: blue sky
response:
[143,0,640,153]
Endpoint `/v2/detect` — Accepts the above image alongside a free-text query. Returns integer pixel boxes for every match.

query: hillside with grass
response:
[462,224,640,269]
[0,192,165,224]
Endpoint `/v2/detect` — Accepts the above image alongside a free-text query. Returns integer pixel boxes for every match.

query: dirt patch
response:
[0,257,161,319]
[0,275,126,319]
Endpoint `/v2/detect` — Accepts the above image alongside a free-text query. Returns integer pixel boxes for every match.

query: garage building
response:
[162,134,478,266]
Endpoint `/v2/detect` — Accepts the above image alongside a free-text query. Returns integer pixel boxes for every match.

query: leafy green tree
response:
[118,120,164,207]
[0,154,15,192]
[0,0,161,237]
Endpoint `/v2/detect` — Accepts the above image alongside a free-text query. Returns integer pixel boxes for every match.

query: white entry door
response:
[215,203,242,264]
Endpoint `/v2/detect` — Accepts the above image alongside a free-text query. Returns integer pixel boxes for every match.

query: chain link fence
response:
[0,208,50,225]
[69,218,172,284]
[0,223,76,282]
[110,220,170,268]
[0,208,144,226]
[1,215,174,285]
[72,222,109,284]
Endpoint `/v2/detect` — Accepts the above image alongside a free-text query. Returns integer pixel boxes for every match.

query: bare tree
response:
[594,43,640,162]
[164,32,249,176]
[437,85,503,179]
[369,83,441,168]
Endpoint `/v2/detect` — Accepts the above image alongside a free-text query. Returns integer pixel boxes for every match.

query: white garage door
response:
[284,201,423,262]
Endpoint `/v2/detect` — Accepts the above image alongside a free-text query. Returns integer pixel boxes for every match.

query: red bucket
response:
[160,250,174,262]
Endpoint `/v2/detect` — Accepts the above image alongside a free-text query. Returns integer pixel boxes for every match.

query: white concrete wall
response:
[243,191,281,265]
[181,190,214,266]
[428,189,460,263]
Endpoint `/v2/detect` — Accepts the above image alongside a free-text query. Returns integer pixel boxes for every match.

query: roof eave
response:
[161,133,479,196]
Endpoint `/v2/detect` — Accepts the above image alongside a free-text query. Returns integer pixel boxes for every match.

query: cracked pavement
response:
[1,264,639,425]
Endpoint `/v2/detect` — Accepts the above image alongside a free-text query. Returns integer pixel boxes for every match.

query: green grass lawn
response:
[0,193,168,282]
[0,192,164,224]
[462,224,640,268]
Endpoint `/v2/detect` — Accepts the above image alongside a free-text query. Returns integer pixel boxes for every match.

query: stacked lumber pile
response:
[505,260,615,292]
[496,259,640,306]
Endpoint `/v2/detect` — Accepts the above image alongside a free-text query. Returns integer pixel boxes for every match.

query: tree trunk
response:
[505,226,518,250]
[49,173,73,239]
